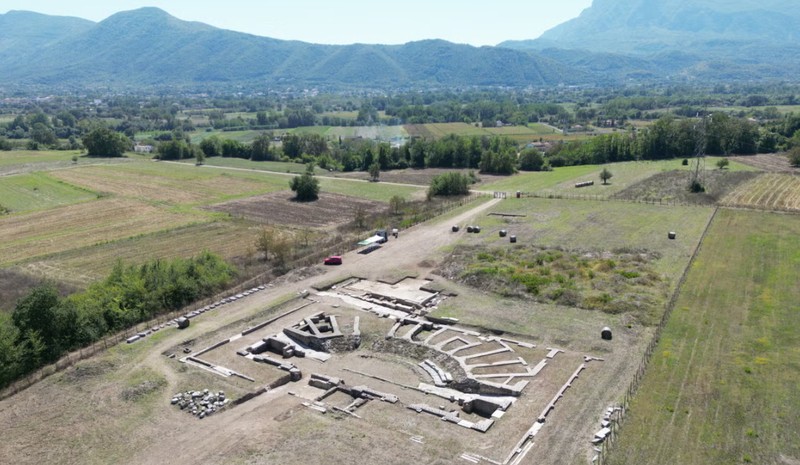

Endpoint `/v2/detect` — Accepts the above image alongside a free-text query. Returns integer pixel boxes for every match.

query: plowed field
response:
[204,191,386,228]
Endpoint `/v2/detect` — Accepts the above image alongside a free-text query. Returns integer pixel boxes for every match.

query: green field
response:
[0,172,98,213]
[185,158,328,175]
[609,209,800,464]
[0,150,83,167]
[479,158,756,196]
[318,177,423,202]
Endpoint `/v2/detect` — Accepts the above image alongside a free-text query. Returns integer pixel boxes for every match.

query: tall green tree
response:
[82,127,130,157]
[12,284,63,362]
[250,133,273,161]
[289,169,320,201]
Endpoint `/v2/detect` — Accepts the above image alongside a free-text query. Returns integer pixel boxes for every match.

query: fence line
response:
[0,193,487,401]
[595,205,719,465]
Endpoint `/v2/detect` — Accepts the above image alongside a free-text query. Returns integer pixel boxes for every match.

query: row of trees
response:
[545,114,771,167]
[0,252,235,389]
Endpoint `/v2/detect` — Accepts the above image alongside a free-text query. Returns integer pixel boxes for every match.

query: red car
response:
[323,255,342,265]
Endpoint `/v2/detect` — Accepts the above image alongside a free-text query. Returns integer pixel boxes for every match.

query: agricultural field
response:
[480,158,755,199]
[18,222,261,287]
[609,209,800,465]
[0,150,132,176]
[721,173,800,212]
[0,172,98,213]
[49,162,290,206]
[730,153,799,173]
[0,197,203,266]
[317,176,424,202]
[190,158,330,175]
[204,191,387,228]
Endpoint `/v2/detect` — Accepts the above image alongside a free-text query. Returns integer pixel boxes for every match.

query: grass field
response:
[0,172,98,213]
[609,209,800,465]
[318,177,423,202]
[0,150,82,167]
[721,173,800,211]
[20,221,260,285]
[479,158,756,196]
[452,198,713,302]
[0,198,204,266]
[50,162,290,206]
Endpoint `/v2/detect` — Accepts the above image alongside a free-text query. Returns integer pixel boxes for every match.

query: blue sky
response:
[1,0,593,46]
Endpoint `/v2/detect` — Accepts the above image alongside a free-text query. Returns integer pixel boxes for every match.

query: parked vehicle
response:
[323,255,342,265]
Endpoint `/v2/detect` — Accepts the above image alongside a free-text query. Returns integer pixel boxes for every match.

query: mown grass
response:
[609,209,800,465]
[0,172,98,213]
[0,149,83,167]
[480,158,756,196]
[318,177,423,202]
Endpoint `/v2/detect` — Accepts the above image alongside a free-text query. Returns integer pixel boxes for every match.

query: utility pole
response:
[689,113,708,193]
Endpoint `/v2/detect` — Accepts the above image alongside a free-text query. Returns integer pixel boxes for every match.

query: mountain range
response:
[0,0,798,91]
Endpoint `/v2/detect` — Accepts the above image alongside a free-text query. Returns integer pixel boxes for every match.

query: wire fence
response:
[515,190,699,208]
[594,205,720,465]
[0,192,487,401]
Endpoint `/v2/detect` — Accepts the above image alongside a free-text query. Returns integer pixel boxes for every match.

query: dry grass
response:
[51,164,284,205]
[721,173,800,212]
[19,222,260,287]
[0,198,201,266]
[613,170,760,205]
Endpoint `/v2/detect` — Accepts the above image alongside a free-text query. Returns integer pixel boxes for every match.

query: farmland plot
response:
[609,209,800,465]
[20,222,259,286]
[721,173,800,212]
[730,154,799,173]
[51,163,287,205]
[0,172,98,213]
[205,191,386,228]
[0,198,202,266]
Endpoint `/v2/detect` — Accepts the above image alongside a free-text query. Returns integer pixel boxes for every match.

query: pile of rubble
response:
[170,389,230,419]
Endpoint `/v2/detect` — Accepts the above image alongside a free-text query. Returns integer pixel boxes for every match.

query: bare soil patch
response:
[204,191,387,228]
[612,170,760,205]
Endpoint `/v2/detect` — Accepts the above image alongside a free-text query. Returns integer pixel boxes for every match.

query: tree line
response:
[0,252,235,390]
[544,113,775,167]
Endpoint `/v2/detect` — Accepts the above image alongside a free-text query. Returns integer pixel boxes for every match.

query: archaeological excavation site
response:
[163,274,620,465]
